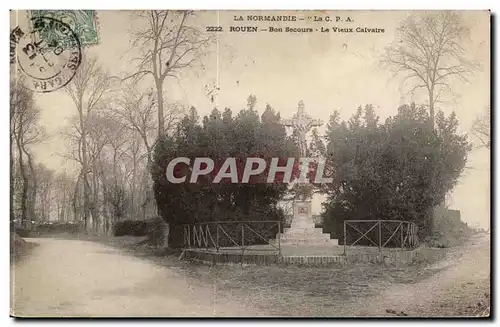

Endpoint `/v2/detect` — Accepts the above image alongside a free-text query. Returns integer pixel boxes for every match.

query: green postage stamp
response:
[29,10,99,47]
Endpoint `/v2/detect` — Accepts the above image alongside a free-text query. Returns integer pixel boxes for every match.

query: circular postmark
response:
[10,16,82,93]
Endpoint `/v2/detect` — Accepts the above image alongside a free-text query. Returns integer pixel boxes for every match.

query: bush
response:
[146,216,166,246]
[113,220,149,237]
[35,222,81,235]
[15,228,32,238]
[151,103,295,248]
[113,217,167,247]
[425,206,471,247]
[321,104,471,241]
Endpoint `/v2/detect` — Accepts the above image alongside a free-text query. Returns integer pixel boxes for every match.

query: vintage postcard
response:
[10,9,490,317]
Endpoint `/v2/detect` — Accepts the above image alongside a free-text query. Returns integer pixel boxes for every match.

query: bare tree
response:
[60,115,93,227]
[64,55,113,230]
[124,10,211,137]
[114,87,156,165]
[62,113,111,232]
[86,112,119,232]
[53,172,75,222]
[381,12,478,128]
[123,133,143,219]
[114,85,184,166]
[471,106,490,149]
[111,86,185,220]
[35,163,54,222]
[10,81,46,227]
[98,114,128,232]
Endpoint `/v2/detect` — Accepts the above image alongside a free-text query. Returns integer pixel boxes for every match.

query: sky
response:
[10,10,491,228]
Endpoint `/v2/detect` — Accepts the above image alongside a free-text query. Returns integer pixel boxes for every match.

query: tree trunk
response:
[15,136,29,228]
[57,200,62,221]
[91,165,100,233]
[10,133,15,223]
[83,173,92,230]
[429,90,435,130]
[156,80,165,137]
[101,171,110,235]
[22,145,37,223]
[78,108,91,231]
[73,170,83,225]
[131,151,137,218]
[112,148,119,221]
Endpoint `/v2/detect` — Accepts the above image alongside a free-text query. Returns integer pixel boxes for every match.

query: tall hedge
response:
[321,104,471,241]
[151,100,298,248]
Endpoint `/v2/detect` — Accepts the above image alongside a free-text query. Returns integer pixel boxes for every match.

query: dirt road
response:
[11,235,490,317]
[11,238,258,317]
[354,233,491,317]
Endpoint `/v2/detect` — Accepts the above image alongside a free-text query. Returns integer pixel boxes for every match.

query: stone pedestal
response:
[274,200,338,246]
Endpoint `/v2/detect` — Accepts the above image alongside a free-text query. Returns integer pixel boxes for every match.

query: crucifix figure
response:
[270,101,339,246]
[281,101,323,201]
[281,100,323,158]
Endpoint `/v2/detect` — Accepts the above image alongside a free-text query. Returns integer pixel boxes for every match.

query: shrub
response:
[113,220,148,237]
[146,216,166,246]
[35,222,81,235]
[151,103,295,248]
[321,104,471,241]
[425,206,472,247]
[113,217,167,247]
[15,228,32,238]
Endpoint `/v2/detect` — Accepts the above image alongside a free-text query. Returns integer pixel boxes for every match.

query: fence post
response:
[216,224,220,253]
[241,222,245,267]
[411,223,416,248]
[379,220,383,264]
[343,221,347,255]
[278,221,281,256]
[378,220,382,252]
[241,222,245,251]
[401,223,404,248]
[204,224,209,249]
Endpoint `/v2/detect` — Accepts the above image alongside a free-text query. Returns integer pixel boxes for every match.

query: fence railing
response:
[183,221,282,255]
[343,220,419,254]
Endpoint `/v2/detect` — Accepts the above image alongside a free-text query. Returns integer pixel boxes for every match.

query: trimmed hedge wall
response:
[113,217,167,246]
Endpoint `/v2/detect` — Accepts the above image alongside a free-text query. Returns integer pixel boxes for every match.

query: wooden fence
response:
[343,220,419,254]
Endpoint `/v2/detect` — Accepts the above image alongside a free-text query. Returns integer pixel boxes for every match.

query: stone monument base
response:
[273,200,338,246]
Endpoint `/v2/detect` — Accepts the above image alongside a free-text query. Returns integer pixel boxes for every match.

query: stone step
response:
[279,233,331,240]
[282,233,326,238]
[279,229,330,237]
[276,239,339,246]
[288,226,316,231]
[270,237,339,246]
[279,237,332,243]
[276,234,333,240]
[284,227,324,233]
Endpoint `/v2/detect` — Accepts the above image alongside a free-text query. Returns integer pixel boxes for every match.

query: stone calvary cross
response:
[273,101,338,246]
[280,100,323,158]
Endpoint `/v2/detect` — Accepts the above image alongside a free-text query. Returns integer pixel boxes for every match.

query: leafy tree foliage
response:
[151,97,298,247]
[321,103,471,240]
